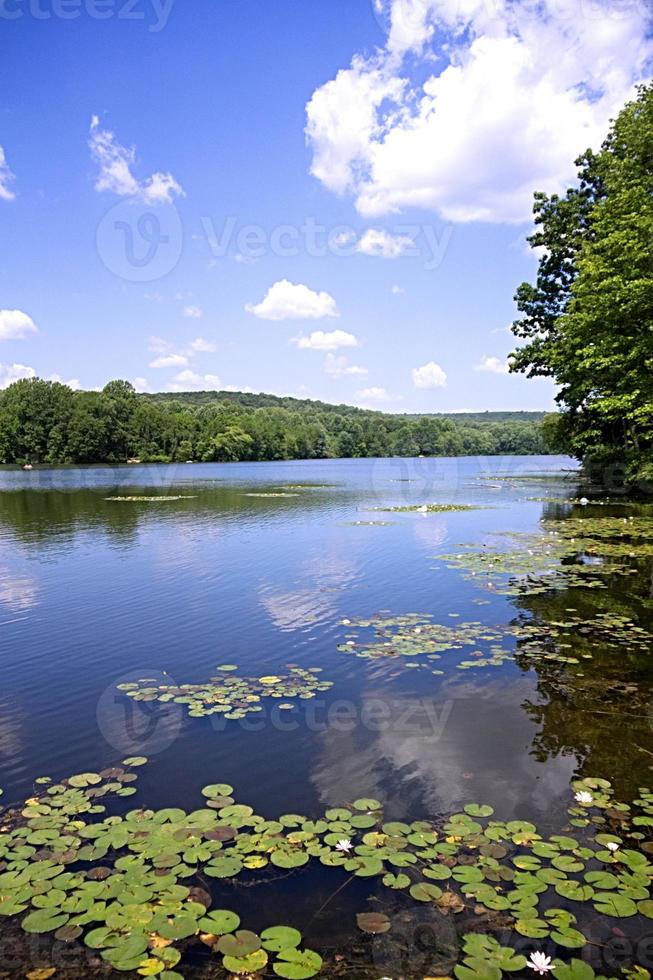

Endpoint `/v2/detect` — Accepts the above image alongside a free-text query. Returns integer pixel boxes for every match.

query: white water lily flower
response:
[336,838,353,853]
[607,841,620,852]
[574,790,593,805]
[528,953,554,975]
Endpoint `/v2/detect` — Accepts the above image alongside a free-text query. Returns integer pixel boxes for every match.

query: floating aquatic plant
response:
[337,614,513,672]
[371,502,483,514]
[2,761,653,977]
[104,496,197,503]
[243,492,300,498]
[118,667,333,721]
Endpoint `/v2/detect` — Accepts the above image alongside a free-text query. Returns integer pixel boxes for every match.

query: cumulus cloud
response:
[356,228,414,257]
[392,284,405,295]
[149,353,189,369]
[186,337,216,353]
[89,116,184,203]
[324,354,368,378]
[47,373,81,390]
[0,310,38,341]
[475,355,510,374]
[0,146,16,201]
[306,0,653,223]
[293,330,358,351]
[168,369,221,391]
[412,361,447,388]
[0,363,36,388]
[183,305,203,319]
[148,335,217,367]
[357,385,393,402]
[246,279,339,320]
[133,377,151,393]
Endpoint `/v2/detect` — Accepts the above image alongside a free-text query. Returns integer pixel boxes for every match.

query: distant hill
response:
[145,389,546,424]
[0,379,551,464]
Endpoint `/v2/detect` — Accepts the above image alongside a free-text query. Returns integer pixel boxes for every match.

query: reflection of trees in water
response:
[511,557,653,800]
[0,484,339,548]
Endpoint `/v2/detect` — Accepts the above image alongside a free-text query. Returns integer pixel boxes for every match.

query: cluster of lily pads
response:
[2,761,653,978]
[371,502,481,514]
[549,517,653,542]
[118,667,332,721]
[243,492,300,499]
[105,497,197,503]
[337,614,513,673]
[437,510,653,598]
[335,610,645,673]
[439,532,639,596]
[542,517,653,560]
[515,613,653,663]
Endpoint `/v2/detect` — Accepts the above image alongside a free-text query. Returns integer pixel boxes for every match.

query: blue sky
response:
[0,0,650,411]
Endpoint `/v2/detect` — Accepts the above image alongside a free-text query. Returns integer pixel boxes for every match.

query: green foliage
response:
[0,379,548,464]
[511,83,653,489]
[3,758,653,978]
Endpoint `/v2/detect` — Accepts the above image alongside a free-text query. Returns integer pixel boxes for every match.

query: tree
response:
[0,378,74,463]
[0,378,550,465]
[510,84,653,487]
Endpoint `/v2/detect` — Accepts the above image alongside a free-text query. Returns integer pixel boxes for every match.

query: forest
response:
[0,378,549,465]
[511,82,653,490]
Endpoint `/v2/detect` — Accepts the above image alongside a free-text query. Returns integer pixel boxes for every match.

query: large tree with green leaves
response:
[511,83,653,488]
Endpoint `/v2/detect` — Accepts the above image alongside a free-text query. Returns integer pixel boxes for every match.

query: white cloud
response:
[183,305,203,319]
[47,373,81,390]
[357,228,414,257]
[148,335,171,354]
[412,361,447,388]
[147,336,217,375]
[0,363,35,388]
[168,369,221,391]
[133,377,151,393]
[333,230,355,246]
[186,337,216,354]
[306,0,653,223]
[293,330,358,351]
[357,385,393,402]
[475,355,510,374]
[149,353,189,369]
[306,56,406,195]
[391,284,405,295]
[89,116,184,204]
[0,146,16,202]
[246,279,339,321]
[324,354,368,378]
[0,310,38,341]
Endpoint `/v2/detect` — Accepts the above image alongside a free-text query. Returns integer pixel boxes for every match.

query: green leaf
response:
[198,909,240,934]
[409,882,442,902]
[273,948,323,979]
[261,926,302,951]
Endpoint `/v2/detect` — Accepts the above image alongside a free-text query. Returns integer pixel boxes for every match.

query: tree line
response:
[0,379,548,465]
[511,82,653,490]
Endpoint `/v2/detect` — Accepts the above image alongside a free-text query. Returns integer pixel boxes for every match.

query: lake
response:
[1,454,653,979]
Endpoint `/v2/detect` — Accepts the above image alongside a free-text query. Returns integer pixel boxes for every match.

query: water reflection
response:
[0,565,39,613]
[310,677,579,827]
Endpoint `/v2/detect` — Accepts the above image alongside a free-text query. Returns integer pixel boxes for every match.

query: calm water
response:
[2,454,653,968]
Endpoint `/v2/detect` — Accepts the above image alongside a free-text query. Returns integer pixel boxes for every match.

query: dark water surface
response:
[2,454,653,974]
